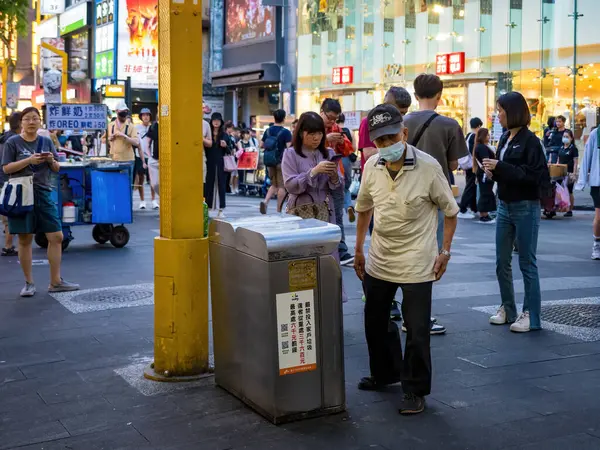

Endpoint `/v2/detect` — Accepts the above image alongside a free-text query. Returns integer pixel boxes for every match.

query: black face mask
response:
[118,111,128,119]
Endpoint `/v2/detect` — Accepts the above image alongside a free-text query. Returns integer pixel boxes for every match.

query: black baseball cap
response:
[367,104,404,142]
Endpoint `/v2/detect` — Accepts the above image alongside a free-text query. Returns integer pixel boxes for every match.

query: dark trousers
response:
[205,155,226,209]
[363,273,432,397]
[459,168,478,213]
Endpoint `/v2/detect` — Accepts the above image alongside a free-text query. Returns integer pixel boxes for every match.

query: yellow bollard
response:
[144,0,210,382]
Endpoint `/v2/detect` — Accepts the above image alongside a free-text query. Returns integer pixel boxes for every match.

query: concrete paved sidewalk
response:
[1,196,600,449]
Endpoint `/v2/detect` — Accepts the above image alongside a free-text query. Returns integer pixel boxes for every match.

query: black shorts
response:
[591,187,600,209]
[134,157,149,177]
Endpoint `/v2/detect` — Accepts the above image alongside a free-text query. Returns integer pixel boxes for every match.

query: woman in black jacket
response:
[482,92,549,333]
[472,128,496,223]
[205,112,228,217]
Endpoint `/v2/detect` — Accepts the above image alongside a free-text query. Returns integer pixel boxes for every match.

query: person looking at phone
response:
[353,104,458,414]
[1,107,80,297]
[107,101,140,187]
[320,98,355,266]
[0,112,22,257]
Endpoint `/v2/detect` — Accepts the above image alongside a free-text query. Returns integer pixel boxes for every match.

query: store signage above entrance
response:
[59,2,88,35]
[41,0,65,15]
[102,84,125,98]
[435,52,465,75]
[332,66,353,85]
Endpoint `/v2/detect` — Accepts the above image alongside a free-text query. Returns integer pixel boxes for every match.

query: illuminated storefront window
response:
[297,0,600,146]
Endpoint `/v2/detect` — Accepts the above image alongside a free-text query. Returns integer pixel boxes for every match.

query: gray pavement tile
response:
[457,349,574,369]
[548,341,600,357]
[0,367,25,384]
[512,388,600,416]
[429,399,543,428]
[430,382,548,409]
[523,369,600,393]
[0,420,69,450]
[0,340,65,370]
[7,425,150,450]
[36,374,132,405]
[132,409,284,448]
[59,399,187,436]
[0,392,46,415]
[504,433,600,450]
[467,407,600,450]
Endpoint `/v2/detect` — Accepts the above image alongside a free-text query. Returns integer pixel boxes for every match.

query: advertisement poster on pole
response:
[6,83,20,109]
[276,290,317,376]
[116,0,158,89]
[40,37,65,104]
[202,98,225,117]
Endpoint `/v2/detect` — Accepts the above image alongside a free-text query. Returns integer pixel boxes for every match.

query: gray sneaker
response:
[48,279,80,293]
[20,282,36,297]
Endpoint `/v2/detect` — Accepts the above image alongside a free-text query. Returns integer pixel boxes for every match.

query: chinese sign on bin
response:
[46,104,108,131]
[276,290,317,376]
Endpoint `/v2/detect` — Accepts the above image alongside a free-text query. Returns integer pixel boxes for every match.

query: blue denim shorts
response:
[8,188,62,235]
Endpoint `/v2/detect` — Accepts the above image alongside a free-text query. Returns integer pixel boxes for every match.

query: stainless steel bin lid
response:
[209,216,341,261]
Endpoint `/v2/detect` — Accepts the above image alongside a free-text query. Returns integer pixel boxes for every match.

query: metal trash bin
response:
[209,216,345,424]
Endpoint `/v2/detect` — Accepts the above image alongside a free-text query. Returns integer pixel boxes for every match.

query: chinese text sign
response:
[46,104,108,130]
[276,290,317,376]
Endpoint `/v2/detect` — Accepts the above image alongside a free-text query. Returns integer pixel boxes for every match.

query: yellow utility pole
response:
[40,42,68,103]
[144,0,209,381]
[1,62,7,127]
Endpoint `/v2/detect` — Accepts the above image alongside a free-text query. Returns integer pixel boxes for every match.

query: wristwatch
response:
[440,249,451,259]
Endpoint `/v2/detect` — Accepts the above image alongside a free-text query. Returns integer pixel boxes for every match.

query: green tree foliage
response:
[0,0,29,64]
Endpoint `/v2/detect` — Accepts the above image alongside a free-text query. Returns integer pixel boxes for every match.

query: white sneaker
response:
[152,200,160,210]
[217,209,225,218]
[457,211,475,219]
[510,311,531,333]
[592,242,600,260]
[489,305,507,325]
[139,201,147,210]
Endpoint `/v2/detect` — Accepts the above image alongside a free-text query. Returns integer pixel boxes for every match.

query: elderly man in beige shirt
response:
[353,104,458,415]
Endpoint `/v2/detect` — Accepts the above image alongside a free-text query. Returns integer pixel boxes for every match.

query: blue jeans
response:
[332,185,349,258]
[495,200,542,329]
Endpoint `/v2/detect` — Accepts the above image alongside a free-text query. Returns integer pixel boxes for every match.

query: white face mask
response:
[562,136,571,145]
[378,140,406,163]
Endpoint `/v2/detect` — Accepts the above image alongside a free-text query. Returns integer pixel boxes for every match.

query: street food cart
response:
[35,103,133,250]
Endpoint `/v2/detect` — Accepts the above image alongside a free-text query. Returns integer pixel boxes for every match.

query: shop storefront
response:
[59,1,93,104]
[297,0,600,145]
[210,0,295,126]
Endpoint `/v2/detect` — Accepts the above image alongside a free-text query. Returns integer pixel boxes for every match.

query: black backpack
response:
[263,127,285,167]
[147,122,159,160]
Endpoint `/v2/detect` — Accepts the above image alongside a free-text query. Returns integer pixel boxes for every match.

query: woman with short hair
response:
[482,92,549,333]
[1,107,79,297]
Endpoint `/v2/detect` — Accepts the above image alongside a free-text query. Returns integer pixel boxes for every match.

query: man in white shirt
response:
[354,104,458,415]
